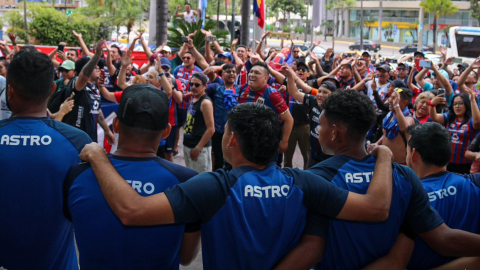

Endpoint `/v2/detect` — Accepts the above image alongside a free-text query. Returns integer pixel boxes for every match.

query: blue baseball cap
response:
[424,82,434,91]
[160,57,171,68]
[218,52,233,62]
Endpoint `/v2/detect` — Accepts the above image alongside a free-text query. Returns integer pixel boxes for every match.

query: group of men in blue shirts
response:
[3,41,480,270]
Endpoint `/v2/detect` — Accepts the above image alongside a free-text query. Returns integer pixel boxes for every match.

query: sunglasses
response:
[162,67,170,72]
[224,70,236,74]
[293,51,300,53]
[297,68,309,73]
[183,57,191,60]
[397,68,407,71]
[190,82,203,88]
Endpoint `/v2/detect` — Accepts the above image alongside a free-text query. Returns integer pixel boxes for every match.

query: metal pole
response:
[231,0,235,41]
[418,7,424,52]
[360,0,363,51]
[23,0,29,45]
[305,0,309,43]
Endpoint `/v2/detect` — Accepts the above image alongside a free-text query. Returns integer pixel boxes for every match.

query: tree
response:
[325,0,355,38]
[157,0,169,46]
[114,3,145,42]
[420,0,459,51]
[469,0,480,26]
[268,0,307,29]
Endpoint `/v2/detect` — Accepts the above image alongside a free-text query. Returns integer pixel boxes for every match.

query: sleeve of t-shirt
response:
[114,91,123,103]
[268,91,289,116]
[399,164,444,236]
[287,168,349,218]
[302,212,330,239]
[245,60,252,73]
[173,66,180,78]
[306,79,319,89]
[442,112,450,125]
[303,94,317,111]
[467,173,480,189]
[445,91,455,107]
[164,170,233,224]
[213,77,224,85]
[468,133,480,152]
[310,88,318,96]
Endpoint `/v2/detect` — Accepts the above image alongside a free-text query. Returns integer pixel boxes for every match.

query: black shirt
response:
[183,94,212,148]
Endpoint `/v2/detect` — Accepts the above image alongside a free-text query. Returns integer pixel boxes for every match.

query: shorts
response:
[165,126,178,153]
[177,108,188,127]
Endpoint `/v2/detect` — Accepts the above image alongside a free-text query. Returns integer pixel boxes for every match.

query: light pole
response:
[360,0,363,51]
[23,0,29,45]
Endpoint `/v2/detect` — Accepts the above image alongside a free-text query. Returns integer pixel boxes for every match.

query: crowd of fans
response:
[2,17,480,269]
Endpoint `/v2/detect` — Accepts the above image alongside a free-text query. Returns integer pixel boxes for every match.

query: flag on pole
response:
[253,0,265,29]
[199,0,207,28]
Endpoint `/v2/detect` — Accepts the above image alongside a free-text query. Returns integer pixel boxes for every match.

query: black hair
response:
[7,49,54,102]
[0,59,9,70]
[67,49,79,58]
[321,90,376,138]
[227,103,281,165]
[111,44,123,56]
[222,63,236,71]
[448,93,471,126]
[118,120,163,142]
[214,59,225,66]
[251,61,270,76]
[237,45,247,50]
[407,123,451,167]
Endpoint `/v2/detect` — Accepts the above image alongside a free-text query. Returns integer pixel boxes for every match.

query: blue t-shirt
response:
[0,117,92,270]
[164,163,349,270]
[407,171,480,269]
[206,82,240,134]
[63,155,198,270]
[309,155,444,270]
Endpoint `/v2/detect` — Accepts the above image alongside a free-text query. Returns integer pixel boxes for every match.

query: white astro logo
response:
[0,135,52,146]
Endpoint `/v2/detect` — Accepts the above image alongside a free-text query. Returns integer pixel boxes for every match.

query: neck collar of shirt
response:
[109,154,161,162]
[421,170,449,181]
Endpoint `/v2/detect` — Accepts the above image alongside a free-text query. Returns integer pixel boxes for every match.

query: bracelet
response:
[12,43,16,46]
[428,100,437,107]
[195,147,202,152]
[393,104,400,108]
[157,73,165,79]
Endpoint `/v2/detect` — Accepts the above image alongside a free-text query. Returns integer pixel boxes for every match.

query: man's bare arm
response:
[75,40,104,91]
[73,30,94,57]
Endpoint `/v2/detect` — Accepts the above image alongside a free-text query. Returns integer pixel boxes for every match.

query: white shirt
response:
[0,76,11,121]
[184,11,196,24]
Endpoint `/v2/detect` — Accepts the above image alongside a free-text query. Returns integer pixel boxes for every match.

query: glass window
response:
[455,34,480,58]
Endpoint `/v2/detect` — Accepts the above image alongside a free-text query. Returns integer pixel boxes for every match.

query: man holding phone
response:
[415,59,454,106]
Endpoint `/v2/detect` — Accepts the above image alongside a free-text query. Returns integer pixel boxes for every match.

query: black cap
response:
[296,60,310,72]
[458,63,469,69]
[395,87,414,104]
[75,57,91,75]
[388,79,407,88]
[414,51,425,58]
[397,62,407,68]
[319,81,337,92]
[377,64,391,73]
[324,76,340,88]
[117,83,169,130]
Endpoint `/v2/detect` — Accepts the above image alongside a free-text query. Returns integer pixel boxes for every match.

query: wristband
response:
[195,147,202,152]
[157,73,165,79]
[393,104,400,108]
[428,100,437,107]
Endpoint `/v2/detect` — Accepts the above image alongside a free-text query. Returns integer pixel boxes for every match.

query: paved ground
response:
[175,130,306,269]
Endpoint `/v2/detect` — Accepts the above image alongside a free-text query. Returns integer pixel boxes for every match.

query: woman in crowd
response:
[429,91,480,173]
[413,91,435,123]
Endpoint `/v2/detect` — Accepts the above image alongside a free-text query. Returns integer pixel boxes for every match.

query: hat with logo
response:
[58,60,75,71]
[117,83,169,130]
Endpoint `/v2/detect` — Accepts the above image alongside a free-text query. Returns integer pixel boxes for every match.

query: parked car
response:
[399,44,434,54]
[305,45,327,62]
[349,40,381,52]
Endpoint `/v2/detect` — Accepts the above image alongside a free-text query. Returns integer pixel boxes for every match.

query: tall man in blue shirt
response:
[0,48,91,269]
[63,84,200,269]
[78,102,396,270]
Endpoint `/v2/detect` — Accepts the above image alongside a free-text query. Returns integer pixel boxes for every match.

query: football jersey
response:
[206,82,240,134]
[164,163,350,270]
[407,171,480,269]
[64,155,198,270]
[238,84,289,116]
[309,155,444,270]
[173,65,203,109]
[303,94,329,162]
[0,117,92,270]
[443,113,479,164]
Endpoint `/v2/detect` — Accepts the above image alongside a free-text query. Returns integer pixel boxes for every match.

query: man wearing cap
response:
[361,51,376,74]
[368,87,415,164]
[415,60,454,106]
[458,58,480,94]
[0,46,92,270]
[52,60,76,99]
[397,62,410,85]
[353,64,391,105]
[218,52,234,65]
[63,84,200,269]
[173,51,203,121]
[183,72,215,173]
[62,41,116,145]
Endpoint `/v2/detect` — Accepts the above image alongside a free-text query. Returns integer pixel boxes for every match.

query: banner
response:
[253,0,265,29]
[97,102,119,154]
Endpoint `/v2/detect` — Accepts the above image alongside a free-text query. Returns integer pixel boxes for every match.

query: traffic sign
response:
[275,21,280,28]
[393,24,398,35]
[66,10,72,17]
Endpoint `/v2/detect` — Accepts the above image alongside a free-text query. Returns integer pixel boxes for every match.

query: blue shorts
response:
[165,126,178,153]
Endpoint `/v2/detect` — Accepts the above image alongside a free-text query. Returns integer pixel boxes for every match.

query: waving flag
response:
[253,0,265,29]
[198,0,207,28]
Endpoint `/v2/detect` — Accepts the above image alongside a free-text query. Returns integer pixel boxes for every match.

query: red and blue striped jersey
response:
[443,113,479,164]
[238,84,289,116]
[173,65,203,109]
[235,65,248,86]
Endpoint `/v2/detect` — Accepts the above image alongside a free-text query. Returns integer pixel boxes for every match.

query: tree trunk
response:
[156,0,168,46]
[240,0,250,46]
[433,13,437,52]
[338,10,343,37]
[334,9,338,38]
[377,0,383,41]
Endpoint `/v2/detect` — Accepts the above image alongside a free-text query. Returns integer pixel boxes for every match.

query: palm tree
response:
[156,0,168,46]
[420,0,459,51]
[114,3,145,42]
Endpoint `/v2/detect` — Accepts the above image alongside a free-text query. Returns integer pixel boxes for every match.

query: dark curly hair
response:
[7,49,54,102]
[407,122,451,167]
[321,90,377,138]
[227,102,281,165]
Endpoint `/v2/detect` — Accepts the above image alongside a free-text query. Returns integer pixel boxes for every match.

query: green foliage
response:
[294,26,305,34]
[420,0,459,18]
[167,18,230,53]
[113,3,145,41]
[268,0,307,26]
[326,0,355,11]
[470,0,480,25]
[282,26,291,32]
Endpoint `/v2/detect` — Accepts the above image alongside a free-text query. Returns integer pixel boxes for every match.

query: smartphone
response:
[415,58,421,71]
[58,44,64,52]
[182,37,188,43]
[452,58,463,64]
[438,88,445,96]
[70,92,75,99]
[419,60,431,68]
[206,36,217,42]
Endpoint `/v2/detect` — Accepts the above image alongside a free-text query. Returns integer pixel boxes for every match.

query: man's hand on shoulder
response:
[79,142,106,163]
